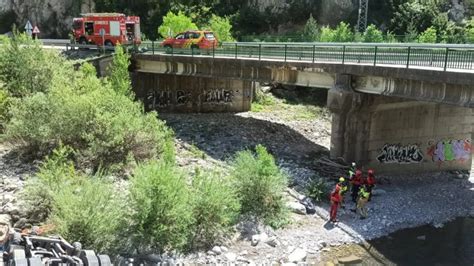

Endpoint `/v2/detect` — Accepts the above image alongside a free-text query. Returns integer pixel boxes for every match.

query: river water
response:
[322,217,474,265]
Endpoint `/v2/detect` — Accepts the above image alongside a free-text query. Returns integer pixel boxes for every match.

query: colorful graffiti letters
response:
[427,139,472,163]
[377,143,424,164]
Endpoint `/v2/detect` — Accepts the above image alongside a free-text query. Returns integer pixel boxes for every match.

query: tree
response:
[440,21,465,43]
[319,26,334,42]
[466,18,474,43]
[158,11,198,38]
[332,22,354,42]
[109,45,132,98]
[302,14,319,42]
[208,14,234,42]
[363,24,384,43]
[417,26,437,43]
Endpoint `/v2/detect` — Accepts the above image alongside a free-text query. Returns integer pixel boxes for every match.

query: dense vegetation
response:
[88,0,474,43]
[0,33,290,255]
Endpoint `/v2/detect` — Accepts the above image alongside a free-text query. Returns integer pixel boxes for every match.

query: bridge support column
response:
[328,74,371,165]
[329,74,474,173]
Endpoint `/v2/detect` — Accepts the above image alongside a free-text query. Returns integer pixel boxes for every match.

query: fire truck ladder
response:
[357,0,369,32]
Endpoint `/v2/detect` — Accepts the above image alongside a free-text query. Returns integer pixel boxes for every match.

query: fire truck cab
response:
[72,13,141,46]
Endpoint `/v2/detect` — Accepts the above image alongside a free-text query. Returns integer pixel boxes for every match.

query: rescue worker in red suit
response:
[350,170,363,203]
[365,169,376,201]
[329,186,342,223]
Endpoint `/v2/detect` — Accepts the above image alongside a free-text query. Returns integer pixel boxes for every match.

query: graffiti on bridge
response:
[377,143,424,164]
[203,89,233,104]
[176,90,191,105]
[146,90,172,108]
[427,139,472,163]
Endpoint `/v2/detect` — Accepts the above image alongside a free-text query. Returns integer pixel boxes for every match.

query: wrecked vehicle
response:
[0,216,111,266]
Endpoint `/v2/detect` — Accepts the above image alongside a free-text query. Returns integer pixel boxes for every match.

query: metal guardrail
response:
[138,41,474,72]
[37,40,474,72]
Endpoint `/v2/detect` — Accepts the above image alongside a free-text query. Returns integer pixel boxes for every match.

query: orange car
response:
[161,30,218,52]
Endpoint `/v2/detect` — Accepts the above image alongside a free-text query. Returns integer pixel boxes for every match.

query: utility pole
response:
[357,0,369,32]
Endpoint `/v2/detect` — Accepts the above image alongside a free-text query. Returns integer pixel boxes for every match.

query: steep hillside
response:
[0,0,473,39]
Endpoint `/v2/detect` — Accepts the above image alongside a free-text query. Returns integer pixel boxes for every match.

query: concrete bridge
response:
[130,42,474,174]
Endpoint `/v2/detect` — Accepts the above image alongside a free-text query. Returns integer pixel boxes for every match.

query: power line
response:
[357,0,369,32]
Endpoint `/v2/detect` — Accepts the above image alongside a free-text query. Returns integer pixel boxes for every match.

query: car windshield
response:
[205,33,215,40]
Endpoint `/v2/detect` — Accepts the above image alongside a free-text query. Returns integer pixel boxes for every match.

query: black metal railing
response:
[138,41,474,72]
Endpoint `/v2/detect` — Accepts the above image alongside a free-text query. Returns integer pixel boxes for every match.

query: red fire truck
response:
[72,13,141,46]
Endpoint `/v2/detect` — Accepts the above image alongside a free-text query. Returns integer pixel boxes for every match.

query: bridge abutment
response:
[329,75,474,173]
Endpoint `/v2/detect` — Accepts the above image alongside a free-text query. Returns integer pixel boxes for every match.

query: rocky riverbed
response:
[1,97,473,264]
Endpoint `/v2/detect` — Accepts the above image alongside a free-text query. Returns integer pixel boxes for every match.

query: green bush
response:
[128,161,193,252]
[23,146,123,254]
[418,26,438,43]
[22,145,75,222]
[230,145,289,228]
[5,60,174,169]
[109,45,133,97]
[0,33,70,97]
[189,169,240,249]
[363,25,384,43]
[0,88,9,132]
[50,176,123,254]
[305,177,328,202]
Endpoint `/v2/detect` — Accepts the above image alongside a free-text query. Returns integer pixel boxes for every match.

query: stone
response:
[287,248,307,263]
[265,236,280,247]
[317,240,327,248]
[251,234,260,246]
[220,246,228,253]
[224,252,237,262]
[239,250,248,256]
[286,201,307,215]
[417,235,426,241]
[338,255,362,264]
[286,188,305,201]
[207,250,216,256]
[211,246,222,255]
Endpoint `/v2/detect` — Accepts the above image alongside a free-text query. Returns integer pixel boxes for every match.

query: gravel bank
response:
[1,105,473,264]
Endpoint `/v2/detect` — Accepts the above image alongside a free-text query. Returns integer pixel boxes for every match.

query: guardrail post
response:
[284,44,287,62]
[152,41,155,55]
[66,43,69,52]
[342,45,346,64]
[373,46,378,66]
[259,44,262,60]
[406,46,411,68]
[213,43,215,58]
[312,45,315,63]
[443,47,449,71]
[235,43,238,59]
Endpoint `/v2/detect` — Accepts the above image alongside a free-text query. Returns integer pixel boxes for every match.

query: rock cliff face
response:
[0,0,472,38]
[0,0,94,37]
[319,0,357,26]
